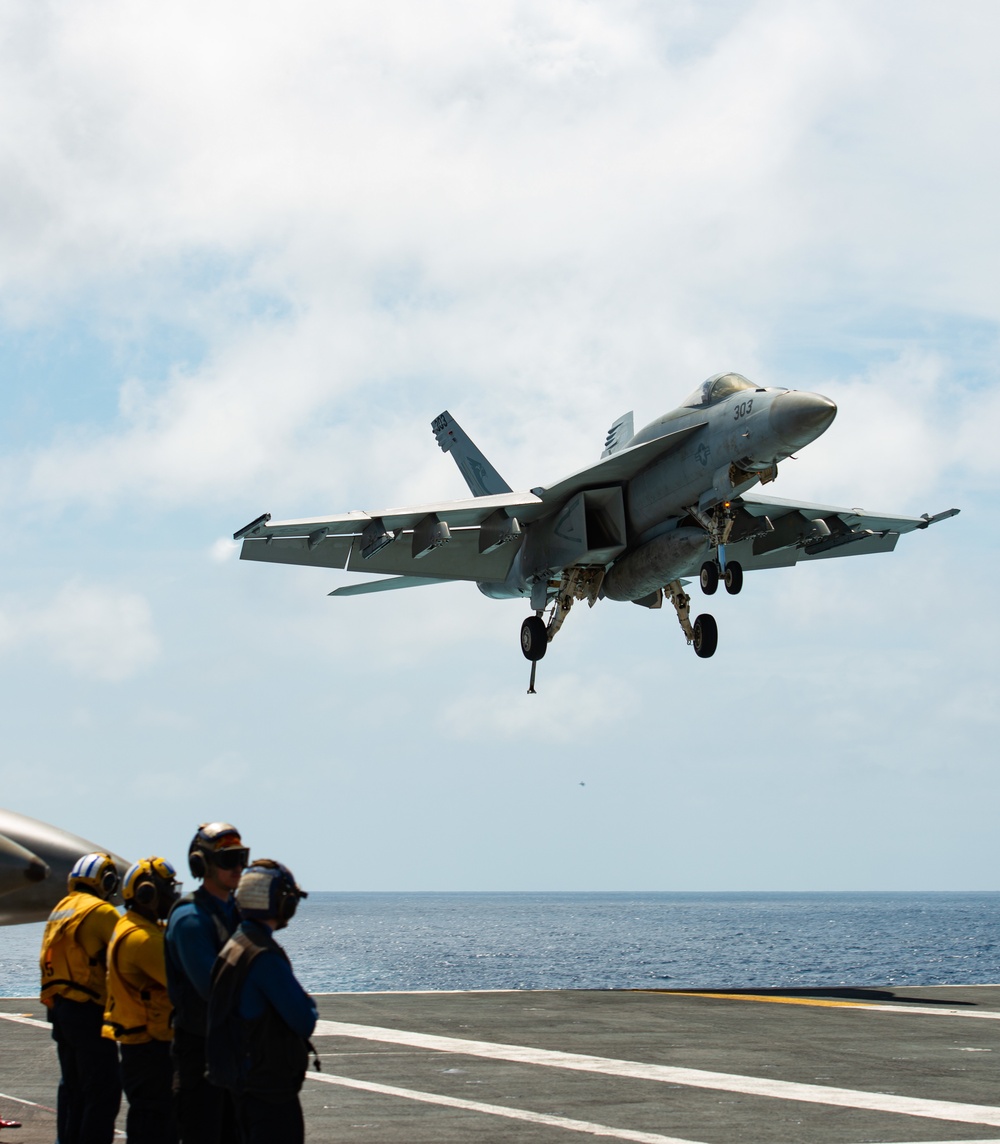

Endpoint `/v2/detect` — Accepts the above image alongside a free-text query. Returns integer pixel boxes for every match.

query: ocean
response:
[3,891,998,998]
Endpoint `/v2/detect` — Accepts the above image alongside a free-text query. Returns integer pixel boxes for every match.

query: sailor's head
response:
[188,823,249,893]
[122,857,180,920]
[68,852,120,900]
[235,859,307,930]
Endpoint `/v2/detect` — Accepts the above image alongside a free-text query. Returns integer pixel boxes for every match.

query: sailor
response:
[39,851,123,1144]
[103,857,181,1144]
[165,823,248,1144]
[206,860,317,1144]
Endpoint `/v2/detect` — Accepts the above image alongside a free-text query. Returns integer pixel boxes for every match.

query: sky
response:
[0,0,995,892]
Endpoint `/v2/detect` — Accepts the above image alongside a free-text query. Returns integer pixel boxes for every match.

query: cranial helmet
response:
[122,856,180,918]
[69,852,120,899]
[188,823,249,879]
[235,859,307,929]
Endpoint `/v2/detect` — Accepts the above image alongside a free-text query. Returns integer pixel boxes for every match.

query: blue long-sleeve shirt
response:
[236,921,317,1039]
[165,889,239,1032]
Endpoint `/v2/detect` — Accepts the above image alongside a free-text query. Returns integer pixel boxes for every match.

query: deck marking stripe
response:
[314,1019,1000,1127]
[306,1071,706,1143]
[0,1090,55,1111]
[657,993,1000,1020]
[0,1013,49,1029]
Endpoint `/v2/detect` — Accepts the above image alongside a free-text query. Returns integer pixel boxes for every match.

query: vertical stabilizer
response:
[602,411,634,457]
[432,411,512,497]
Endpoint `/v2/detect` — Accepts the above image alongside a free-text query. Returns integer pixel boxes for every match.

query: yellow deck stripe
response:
[643,991,1000,1020]
[654,991,870,1009]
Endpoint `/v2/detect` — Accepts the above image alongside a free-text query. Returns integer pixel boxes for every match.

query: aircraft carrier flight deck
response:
[4,985,1000,1143]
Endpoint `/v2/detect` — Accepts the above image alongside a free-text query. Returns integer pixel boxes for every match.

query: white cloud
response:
[439,670,638,743]
[209,538,240,563]
[0,582,160,682]
[0,1,993,891]
[1,1,994,513]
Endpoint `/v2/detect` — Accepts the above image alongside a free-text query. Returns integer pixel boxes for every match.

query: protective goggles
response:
[211,847,250,871]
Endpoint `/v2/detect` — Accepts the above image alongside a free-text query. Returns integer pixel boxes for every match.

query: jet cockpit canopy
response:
[683,372,757,408]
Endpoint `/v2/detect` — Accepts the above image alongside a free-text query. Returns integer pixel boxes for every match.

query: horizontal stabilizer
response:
[432,410,512,497]
[329,577,446,597]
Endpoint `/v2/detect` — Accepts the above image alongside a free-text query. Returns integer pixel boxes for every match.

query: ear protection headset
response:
[276,875,303,923]
[235,859,307,928]
[188,823,247,879]
[133,877,157,908]
[123,857,179,915]
[69,852,121,898]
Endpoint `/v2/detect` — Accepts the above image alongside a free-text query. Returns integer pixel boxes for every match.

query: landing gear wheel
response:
[724,561,743,595]
[692,614,718,658]
[520,616,548,661]
[700,561,719,595]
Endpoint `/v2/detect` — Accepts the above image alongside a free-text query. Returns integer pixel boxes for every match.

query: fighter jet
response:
[0,808,128,925]
[234,372,958,690]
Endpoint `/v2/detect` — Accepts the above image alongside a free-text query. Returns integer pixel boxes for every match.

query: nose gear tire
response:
[700,562,719,595]
[724,562,743,595]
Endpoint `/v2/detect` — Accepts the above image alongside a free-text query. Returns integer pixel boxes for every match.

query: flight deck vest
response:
[102,912,173,1044]
[207,926,308,1098]
[39,891,113,1008]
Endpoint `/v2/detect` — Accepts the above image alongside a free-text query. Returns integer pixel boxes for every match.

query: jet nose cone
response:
[769,391,837,449]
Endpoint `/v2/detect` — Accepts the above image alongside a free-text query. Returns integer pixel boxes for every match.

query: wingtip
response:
[233,512,272,541]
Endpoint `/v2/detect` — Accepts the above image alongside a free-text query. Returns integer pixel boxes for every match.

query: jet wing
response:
[235,491,543,584]
[235,491,542,540]
[235,423,707,584]
[727,492,960,570]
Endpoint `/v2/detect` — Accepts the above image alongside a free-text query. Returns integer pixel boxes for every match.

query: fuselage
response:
[0,807,128,926]
[480,373,837,601]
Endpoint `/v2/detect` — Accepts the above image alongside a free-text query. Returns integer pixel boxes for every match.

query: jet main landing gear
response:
[520,616,547,661]
[520,568,605,694]
[664,580,718,659]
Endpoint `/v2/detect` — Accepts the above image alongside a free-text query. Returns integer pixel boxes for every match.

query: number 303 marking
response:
[733,399,753,420]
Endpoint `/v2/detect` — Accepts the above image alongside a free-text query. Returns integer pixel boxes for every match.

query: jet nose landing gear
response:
[699,561,719,595]
[723,562,743,595]
[700,559,743,595]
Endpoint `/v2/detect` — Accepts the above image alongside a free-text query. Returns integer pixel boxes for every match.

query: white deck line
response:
[0,1013,48,1029]
[314,1019,1000,1127]
[308,1071,706,1144]
[7,1009,1000,1131]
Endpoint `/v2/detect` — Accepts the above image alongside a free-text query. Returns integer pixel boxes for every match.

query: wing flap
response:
[345,529,518,582]
[240,535,353,569]
[729,530,901,571]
